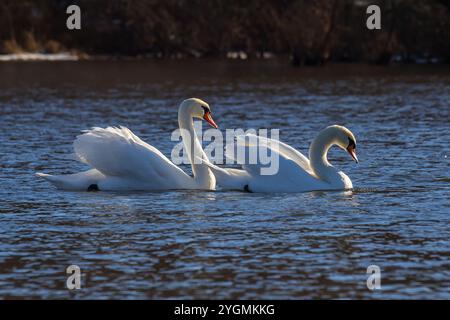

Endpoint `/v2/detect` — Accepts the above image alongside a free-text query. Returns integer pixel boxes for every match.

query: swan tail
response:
[35,172,75,190]
[35,169,105,191]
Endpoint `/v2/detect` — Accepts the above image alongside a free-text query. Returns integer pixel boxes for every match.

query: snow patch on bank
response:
[0,52,79,61]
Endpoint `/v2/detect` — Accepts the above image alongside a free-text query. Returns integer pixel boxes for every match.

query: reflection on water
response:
[0,61,449,299]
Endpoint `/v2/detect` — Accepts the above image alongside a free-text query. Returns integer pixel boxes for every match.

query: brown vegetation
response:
[0,0,449,64]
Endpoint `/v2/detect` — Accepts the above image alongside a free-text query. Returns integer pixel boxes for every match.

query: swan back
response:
[73,126,192,189]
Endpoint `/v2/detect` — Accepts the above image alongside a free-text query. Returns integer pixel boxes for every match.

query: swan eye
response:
[201,106,210,114]
[348,137,356,149]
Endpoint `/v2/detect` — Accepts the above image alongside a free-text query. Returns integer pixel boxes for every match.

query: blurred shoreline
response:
[1,1,449,66]
[0,51,447,66]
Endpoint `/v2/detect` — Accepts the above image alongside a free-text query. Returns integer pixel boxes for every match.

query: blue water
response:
[0,61,449,299]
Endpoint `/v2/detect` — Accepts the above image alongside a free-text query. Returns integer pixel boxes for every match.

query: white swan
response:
[36,98,218,191]
[203,125,358,192]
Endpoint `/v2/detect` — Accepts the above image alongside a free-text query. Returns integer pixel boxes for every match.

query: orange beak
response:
[203,111,218,129]
[347,146,358,163]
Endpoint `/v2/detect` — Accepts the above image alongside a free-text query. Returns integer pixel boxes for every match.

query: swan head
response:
[180,98,218,129]
[327,125,358,163]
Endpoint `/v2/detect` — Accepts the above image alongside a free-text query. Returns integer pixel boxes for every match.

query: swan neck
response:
[309,130,337,182]
[178,107,215,189]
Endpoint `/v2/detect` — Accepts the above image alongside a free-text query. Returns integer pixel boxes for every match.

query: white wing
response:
[204,134,320,192]
[235,143,323,192]
[73,126,191,188]
[231,133,312,174]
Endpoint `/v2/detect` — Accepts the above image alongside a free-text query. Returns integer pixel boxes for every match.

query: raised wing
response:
[73,126,190,185]
[227,133,313,175]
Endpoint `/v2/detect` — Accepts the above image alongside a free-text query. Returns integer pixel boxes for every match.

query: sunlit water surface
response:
[0,61,449,299]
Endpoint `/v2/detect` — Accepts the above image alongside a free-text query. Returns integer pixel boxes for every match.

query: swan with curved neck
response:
[36,98,218,191]
[308,125,358,188]
[203,125,358,193]
[177,98,217,189]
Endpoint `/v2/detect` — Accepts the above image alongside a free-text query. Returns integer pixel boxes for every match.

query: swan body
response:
[204,125,358,193]
[36,98,218,191]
